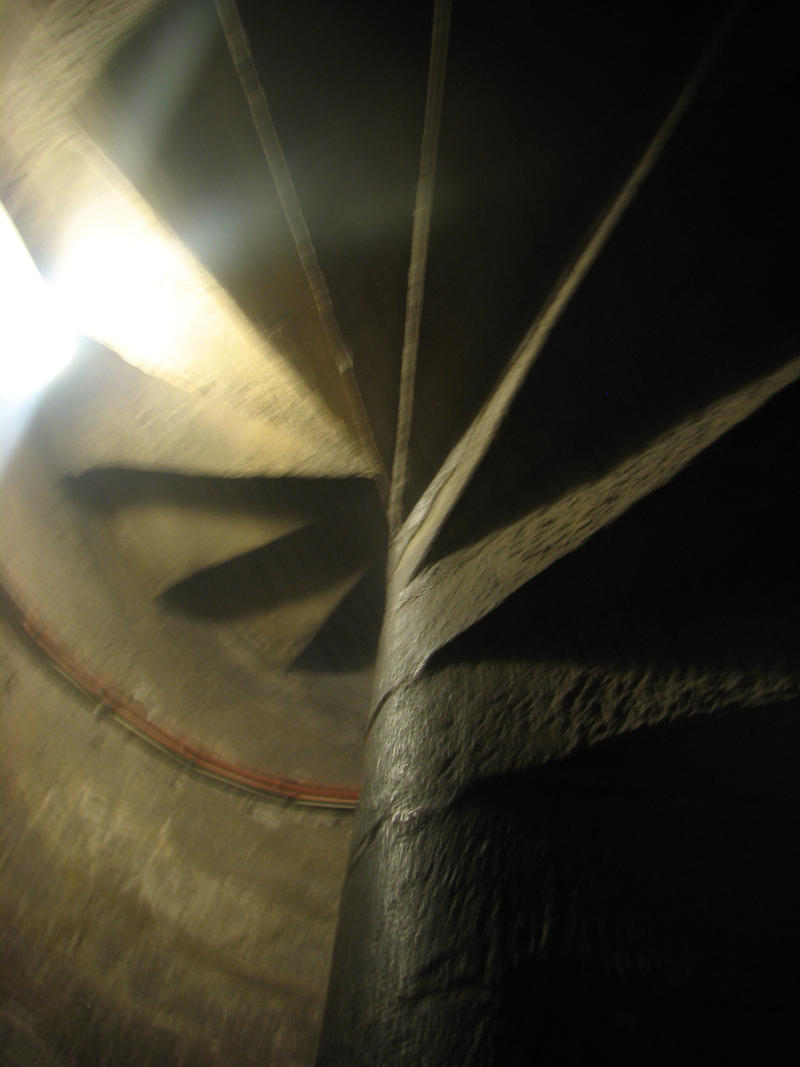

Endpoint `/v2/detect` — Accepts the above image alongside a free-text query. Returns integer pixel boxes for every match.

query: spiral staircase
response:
[2,1,799,1064]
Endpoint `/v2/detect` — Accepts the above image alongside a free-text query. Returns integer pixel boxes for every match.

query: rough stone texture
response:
[322,697,800,1065]
[2,1,799,1063]
[1,397,371,785]
[381,358,800,696]
[1,1,370,481]
[320,375,800,1063]
[324,658,800,1060]
[1,377,367,1060]
[2,613,351,1066]
[45,344,366,484]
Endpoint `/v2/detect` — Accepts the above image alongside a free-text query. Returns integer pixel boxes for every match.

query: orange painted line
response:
[0,570,360,810]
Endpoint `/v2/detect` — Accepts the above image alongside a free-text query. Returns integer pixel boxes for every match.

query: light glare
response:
[50,199,186,371]
[0,205,76,398]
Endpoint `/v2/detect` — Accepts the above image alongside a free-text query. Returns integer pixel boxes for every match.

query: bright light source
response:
[50,197,187,372]
[0,204,77,398]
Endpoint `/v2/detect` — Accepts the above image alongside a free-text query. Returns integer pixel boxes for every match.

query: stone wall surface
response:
[2,1,799,1064]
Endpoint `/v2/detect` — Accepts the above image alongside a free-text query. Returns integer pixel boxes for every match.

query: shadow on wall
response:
[410,697,800,1066]
[438,378,800,679]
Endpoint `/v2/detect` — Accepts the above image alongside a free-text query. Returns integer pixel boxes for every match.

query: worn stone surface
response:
[322,696,800,1065]
[1,613,351,1066]
[381,358,800,697]
[1,411,371,784]
[44,343,367,484]
[322,364,800,1063]
[1,1,371,481]
[2,1,799,1063]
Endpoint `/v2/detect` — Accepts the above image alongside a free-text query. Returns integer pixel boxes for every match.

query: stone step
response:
[160,495,385,669]
[41,341,366,480]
